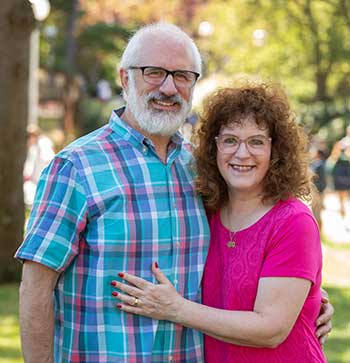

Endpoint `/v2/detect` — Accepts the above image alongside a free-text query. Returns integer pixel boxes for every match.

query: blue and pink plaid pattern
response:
[15,109,210,363]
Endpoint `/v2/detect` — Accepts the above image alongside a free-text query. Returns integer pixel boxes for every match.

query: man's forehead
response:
[136,36,196,70]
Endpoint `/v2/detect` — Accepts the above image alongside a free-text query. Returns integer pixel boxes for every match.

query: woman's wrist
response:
[172,295,191,325]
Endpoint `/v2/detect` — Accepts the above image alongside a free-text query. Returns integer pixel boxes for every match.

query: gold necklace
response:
[224,202,264,248]
[225,212,246,248]
[227,230,237,248]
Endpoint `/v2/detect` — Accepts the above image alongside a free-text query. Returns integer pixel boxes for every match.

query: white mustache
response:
[145,92,183,108]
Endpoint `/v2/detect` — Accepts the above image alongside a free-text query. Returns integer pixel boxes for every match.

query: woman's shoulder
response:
[274,198,312,217]
[267,199,320,253]
[269,198,317,233]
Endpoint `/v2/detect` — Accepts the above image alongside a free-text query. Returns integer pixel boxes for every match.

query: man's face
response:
[122,38,198,136]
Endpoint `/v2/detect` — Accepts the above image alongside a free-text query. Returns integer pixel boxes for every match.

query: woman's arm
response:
[112,264,311,348]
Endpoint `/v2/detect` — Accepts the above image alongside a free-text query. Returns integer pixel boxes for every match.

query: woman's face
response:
[216,116,272,197]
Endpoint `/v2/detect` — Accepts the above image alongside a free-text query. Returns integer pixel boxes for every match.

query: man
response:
[16,23,332,363]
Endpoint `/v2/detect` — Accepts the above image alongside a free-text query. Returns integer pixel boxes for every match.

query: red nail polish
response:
[116,304,122,309]
[112,291,118,297]
[155,262,159,269]
[118,272,124,278]
[110,281,117,287]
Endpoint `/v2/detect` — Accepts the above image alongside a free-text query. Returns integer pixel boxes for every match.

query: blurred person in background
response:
[181,113,198,140]
[23,124,55,207]
[326,140,350,225]
[310,147,327,229]
[96,78,112,102]
[340,125,350,149]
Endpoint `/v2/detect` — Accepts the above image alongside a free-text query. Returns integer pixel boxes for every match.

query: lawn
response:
[0,283,22,363]
[1,255,349,362]
[322,285,350,362]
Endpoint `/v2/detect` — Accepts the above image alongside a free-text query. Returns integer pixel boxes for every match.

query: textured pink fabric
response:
[202,198,326,363]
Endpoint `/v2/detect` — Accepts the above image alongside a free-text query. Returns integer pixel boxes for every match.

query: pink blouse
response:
[202,198,326,363]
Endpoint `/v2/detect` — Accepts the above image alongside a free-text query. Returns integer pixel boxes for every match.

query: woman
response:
[111,82,327,362]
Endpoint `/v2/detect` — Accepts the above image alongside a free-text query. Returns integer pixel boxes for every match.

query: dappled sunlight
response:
[0,316,22,363]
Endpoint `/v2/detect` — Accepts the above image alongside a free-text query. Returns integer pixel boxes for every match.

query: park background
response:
[0,0,349,362]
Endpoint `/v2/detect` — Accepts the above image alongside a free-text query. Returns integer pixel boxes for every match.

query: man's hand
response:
[316,291,334,345]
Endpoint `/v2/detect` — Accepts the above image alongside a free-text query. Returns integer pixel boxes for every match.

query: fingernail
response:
[116,304,122,309]
[118,272,124,278]
[155,262,159,269]
[110,281,117,287]
[112,291,118,297]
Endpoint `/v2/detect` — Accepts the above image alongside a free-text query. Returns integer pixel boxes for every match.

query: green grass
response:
[0,283,22,363]
[0,278,349,362]
[322,285,350,363]
[321,231,350,251]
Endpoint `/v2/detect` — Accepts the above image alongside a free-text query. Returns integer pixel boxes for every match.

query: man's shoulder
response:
[58,123,119,160]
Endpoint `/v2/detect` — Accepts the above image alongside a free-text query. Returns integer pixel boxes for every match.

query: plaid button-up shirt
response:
[16,109,210,363]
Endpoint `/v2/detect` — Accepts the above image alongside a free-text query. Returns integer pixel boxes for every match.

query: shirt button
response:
[142,146,148,154]
[176,242,180,248]
[173,279,178,285]
[169,355,173,361]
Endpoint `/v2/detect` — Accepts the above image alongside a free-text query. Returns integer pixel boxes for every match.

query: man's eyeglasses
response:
[128,66,200,89]
[215,134,272,155]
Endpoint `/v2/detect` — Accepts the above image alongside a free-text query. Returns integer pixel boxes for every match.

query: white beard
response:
[124,75,192,136]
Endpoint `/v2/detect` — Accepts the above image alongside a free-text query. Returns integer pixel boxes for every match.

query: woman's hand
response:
[110,262,184,322]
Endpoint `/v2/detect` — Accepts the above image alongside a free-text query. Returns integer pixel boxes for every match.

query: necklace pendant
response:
[227,240,236,248]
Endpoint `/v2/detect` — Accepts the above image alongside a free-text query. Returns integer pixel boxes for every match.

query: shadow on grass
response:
[0,346,22,359]
[324,337,350,363]
[0,283,20,316]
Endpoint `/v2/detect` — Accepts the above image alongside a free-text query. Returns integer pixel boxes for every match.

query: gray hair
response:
[120,22,202,74]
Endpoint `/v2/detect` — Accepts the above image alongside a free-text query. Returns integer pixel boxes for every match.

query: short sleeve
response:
[260,213,322,284]
[15,157,88,272]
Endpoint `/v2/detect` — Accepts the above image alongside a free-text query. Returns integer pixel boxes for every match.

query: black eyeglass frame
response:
[128,66,200,88]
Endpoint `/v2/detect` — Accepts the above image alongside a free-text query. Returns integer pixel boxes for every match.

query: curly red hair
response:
[194,81,312,213]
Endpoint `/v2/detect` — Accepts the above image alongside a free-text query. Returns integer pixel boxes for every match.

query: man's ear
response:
[120,68,129,92]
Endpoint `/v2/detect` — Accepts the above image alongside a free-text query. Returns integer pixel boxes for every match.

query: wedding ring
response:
[132,297,139,307]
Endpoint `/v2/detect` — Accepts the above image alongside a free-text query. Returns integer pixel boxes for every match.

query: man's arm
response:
[19,261,59,363]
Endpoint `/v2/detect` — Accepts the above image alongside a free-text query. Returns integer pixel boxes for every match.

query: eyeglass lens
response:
[142,67,197,88]
[216,135,271,154]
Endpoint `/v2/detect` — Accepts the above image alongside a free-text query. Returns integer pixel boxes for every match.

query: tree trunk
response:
[315,70,329,102]
[0,1,36,282]
[63,0,80,141]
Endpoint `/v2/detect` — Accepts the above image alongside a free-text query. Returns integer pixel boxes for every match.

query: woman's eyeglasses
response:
[215,134,272,155]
